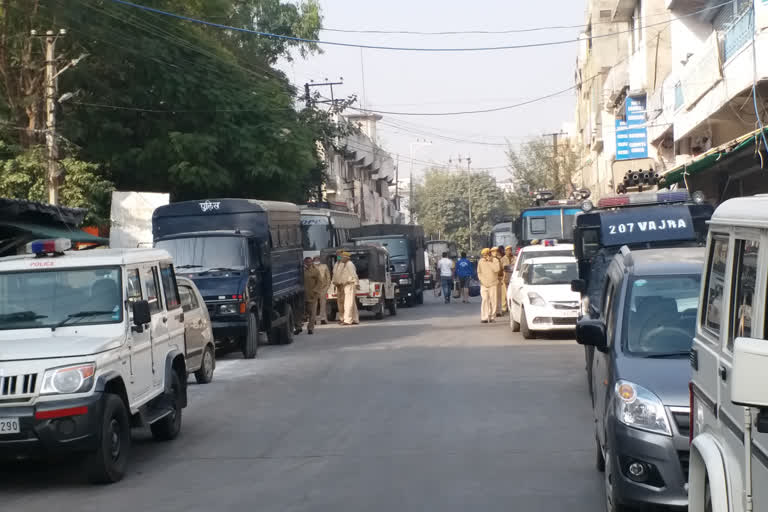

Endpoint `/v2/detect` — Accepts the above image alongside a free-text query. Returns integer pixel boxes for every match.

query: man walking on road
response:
[437,251,454,304]
[332,249,345,322]
[500,246,515,314]
[303,257,321,334]
[314,256,331,324]
[456,251,473,303]
[332,251,359,325]
[478,248,501,323]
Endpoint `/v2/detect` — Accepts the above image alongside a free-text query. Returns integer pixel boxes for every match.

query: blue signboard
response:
[599,206,695,246]
[616,96,648,161]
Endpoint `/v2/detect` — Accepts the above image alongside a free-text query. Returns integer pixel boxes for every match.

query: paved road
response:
[2,295,603,511]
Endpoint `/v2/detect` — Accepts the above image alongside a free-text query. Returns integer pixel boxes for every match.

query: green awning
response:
[663,128,768,186]
[0,220,108,244]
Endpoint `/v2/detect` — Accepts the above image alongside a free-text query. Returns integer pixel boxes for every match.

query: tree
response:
[506,138,583,214]
[412,168,507,253]
[0,0,341,215]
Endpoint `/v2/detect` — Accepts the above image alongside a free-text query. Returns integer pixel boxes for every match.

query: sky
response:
[279,0,587,184]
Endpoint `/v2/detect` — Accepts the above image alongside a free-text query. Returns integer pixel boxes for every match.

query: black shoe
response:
[481,320,488,323]
[308,329,314,335]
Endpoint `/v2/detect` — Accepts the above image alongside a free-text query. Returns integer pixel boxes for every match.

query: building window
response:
[715,0,754,61]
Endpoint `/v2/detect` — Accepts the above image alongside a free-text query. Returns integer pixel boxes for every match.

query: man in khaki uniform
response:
[500,246,515,314]
[332,249,345,322]
[303,257,322,334]
[314,256,331,324]
[332,251,359,325]
[477,248,501,323]
[492,247,504,316]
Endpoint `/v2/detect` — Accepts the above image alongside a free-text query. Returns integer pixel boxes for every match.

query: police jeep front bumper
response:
[0,393,106,459]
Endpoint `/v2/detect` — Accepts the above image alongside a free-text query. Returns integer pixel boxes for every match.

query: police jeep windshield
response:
[0,267,122,330]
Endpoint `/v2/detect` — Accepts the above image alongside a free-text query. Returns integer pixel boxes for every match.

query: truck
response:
[300,206,361,259]
[513,202,582,247]
[490,222,518,250]
[350,224,426,307]
[152,199,304,359]
[571,189,713,399]
[109,191,169,249]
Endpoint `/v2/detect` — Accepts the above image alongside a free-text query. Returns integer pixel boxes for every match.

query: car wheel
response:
[194,345,215,384]
[510,308,520,332]
[521,308,533,339]
[604,446,627,512]
[86,394,130,484]
[387,298,397,316]
[150,371,183,441]
[705,479,713,512]
[595,435,605,472]
[242,312,259,359]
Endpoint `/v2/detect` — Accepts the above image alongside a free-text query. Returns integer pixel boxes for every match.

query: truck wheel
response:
[416,289,424,305]
[195,345,215,383]
[87,394,130,484]
[375,301,384,320]
[150,371,183,441]
[242,312,259,359]
[387,299,397,316]
[521,309,534,339]
[281,305,295,345]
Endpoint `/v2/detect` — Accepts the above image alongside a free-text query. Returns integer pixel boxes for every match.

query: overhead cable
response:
[109,0,730,53]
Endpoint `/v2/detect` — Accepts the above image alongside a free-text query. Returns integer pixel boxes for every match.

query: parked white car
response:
[506,243,575,313]
[508,256,580,338]
[177,277,215,384]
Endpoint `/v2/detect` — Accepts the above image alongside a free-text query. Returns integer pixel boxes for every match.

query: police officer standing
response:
[303,257,322,334]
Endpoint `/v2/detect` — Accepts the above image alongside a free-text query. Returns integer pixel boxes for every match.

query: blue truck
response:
[152,199,304,359]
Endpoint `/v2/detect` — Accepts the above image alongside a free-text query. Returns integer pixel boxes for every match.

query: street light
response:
[408,139,432,224]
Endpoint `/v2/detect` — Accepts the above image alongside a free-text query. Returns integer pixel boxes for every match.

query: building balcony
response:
[604,59,630,108]
[612,0,636,21]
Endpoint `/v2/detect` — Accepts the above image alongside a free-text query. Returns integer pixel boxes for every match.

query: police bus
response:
[514,201,582,247]
[571,190,714,396]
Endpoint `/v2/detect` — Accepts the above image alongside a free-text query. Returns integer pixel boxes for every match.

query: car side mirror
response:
[132,300,151,328]
[576,318,607,351]
[571,279,586,293]
[732,337,768,410]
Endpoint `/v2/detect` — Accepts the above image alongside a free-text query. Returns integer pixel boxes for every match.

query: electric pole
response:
[303,78,344,108]
[543,131,566,194]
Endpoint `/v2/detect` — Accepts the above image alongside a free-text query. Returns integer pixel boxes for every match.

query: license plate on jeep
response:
[0,417,20,434]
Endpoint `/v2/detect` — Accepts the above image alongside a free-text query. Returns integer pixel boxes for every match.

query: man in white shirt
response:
[437,252,455,304]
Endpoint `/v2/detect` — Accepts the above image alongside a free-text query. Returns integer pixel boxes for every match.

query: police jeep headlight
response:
[527,292,546,307]
[41,364,95,395]
[218,303,239,315]
[615,380,671,436]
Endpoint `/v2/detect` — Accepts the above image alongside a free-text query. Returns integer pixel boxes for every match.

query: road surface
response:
[2,295,603,511]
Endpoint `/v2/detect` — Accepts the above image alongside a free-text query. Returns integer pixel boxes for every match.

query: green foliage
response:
[506,139,583,215]
[412,169,507,254]
[0,0,339,217]
[0,143,114,224]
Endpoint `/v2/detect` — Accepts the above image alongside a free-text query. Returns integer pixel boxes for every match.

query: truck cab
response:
[0,240,188,483]
[689,195,768,512]
[153,199,304,359]
[350,224,426,307]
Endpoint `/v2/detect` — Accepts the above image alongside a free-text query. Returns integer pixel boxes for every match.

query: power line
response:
[333,76,596,116]
[108,0,730,53]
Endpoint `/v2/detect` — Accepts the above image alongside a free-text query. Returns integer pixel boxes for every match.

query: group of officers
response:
[302,250,360,334]
[477,245,516,323]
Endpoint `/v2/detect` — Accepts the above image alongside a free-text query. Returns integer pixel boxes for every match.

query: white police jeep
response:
[0,239,188,483]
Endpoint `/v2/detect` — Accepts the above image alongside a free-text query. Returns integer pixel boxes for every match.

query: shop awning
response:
[662,127,768,187]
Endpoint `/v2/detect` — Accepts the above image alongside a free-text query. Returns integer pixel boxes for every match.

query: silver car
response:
[177,277,216,384]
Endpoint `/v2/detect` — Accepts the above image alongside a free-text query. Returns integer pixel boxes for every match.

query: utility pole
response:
[304,78,344,108]
[32,28,85,205]
[459,155,472,252]
[394,154,399,211]
[543,130,566,194]
[45,30,61,205]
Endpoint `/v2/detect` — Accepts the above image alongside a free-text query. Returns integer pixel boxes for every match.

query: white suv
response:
[0,240,188,483]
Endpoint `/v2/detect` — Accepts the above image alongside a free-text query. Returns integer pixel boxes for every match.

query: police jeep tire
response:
[87,394,130,484]
[150,371,183,441]
[387,298,397,316]
[374,300,385,320]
